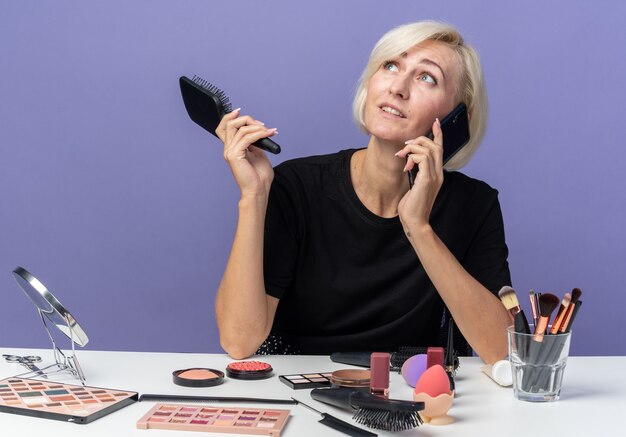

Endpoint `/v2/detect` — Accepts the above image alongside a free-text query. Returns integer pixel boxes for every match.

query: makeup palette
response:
[137,403,289,436]
[0,377,137,424]
[279,372,333,390]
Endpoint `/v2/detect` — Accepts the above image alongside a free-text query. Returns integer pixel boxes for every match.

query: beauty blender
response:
[414,364,451,398]
[401,354,427,387]
[413,364,454,425]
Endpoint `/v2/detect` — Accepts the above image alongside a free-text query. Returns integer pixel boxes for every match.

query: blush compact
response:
[330,369,371,390]
[173,368,225,388]
[226,361,273,380]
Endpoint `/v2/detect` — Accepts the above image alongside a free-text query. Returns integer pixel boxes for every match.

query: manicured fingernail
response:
[268,128,278,134]
[254,120,265,125]
[436,117,440,126]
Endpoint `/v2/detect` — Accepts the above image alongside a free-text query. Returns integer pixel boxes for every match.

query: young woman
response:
[215,20,513,363]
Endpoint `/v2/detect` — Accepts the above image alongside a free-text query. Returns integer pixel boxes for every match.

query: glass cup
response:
[507,325,571,402]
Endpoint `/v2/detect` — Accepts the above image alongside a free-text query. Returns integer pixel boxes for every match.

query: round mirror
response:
[12,267,89,347]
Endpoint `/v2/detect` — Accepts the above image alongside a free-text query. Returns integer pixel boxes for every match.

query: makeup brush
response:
[549,292,572,334]
[533,293,560,340]
[529,289,539,326]
[521,293,560,392]
[531,293,582,390]
[311,388,424,432]
[498,286,531,334]
[559,288,583,333]
[444,318,456,391]
[564,300,582,332]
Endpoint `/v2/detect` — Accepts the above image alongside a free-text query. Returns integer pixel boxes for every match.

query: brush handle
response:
[318,414,378,437]
[254,137,281,154]
[514,310,531,334]
[330,352,372,368]
[520,339,542,392]
[311,388,356,410]
[139,393,296,404]
[529,336,568,390]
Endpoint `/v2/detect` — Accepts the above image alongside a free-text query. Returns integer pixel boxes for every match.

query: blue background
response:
[1,0,624,355]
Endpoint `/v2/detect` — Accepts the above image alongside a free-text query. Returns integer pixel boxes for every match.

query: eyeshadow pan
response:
[264,411,282,417]
[49,395,75,402]
[44,389,69,396]
[18,391,43,398]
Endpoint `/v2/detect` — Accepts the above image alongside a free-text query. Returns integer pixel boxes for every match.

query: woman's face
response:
[363,40,462,145]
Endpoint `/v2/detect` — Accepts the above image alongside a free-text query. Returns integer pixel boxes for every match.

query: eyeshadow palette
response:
[278,372,333,390]
[0,377,137,424]
[137,403,290,436]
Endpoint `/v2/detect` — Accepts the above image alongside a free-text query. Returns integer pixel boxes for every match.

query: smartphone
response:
[408,102,470,187]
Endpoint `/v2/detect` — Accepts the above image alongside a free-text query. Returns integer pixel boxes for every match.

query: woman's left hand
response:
[396,118,444,233]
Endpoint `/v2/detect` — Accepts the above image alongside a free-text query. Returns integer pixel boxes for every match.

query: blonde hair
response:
[353,21,487,170]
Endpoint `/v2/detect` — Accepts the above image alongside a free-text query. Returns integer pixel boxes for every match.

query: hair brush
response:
[179,75,281,154]
[311,388,424,432]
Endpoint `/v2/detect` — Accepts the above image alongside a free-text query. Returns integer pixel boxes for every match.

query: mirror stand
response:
[15,308,87,385]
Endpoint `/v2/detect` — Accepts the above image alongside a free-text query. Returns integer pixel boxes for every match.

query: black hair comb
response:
[179,75,281,154]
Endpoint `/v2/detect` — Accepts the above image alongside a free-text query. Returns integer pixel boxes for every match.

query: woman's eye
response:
[419,73,436,84]
[383,61,398,72]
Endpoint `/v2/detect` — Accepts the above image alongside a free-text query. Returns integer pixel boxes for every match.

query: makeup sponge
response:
[401,354,428,387]
[414,364,451,397]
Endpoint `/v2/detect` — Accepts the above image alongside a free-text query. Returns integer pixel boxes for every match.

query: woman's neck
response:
[350,139,409,218]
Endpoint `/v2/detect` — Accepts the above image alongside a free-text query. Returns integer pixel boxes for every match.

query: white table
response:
[0,348,622,436]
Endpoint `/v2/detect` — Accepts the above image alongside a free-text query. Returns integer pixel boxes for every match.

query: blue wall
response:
[1,0,624,355]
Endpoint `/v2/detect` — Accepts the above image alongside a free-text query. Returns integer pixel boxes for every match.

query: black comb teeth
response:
[191,75,232,113]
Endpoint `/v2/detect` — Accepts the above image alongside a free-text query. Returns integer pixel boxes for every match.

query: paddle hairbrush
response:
[179,75,281,154]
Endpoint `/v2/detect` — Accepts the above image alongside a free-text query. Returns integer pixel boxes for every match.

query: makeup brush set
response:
[498,286,583,395]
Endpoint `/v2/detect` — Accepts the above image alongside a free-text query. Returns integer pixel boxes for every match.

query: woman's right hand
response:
[216,108,277,198]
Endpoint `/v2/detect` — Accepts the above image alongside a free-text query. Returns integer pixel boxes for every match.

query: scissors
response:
[3,354,47,378]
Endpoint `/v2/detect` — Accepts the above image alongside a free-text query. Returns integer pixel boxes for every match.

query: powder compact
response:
[173,368,225,388]
[330,369,371,390]
[226,361,273,380]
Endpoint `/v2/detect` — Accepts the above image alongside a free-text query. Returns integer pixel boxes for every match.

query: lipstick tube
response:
[370,352,390,399]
